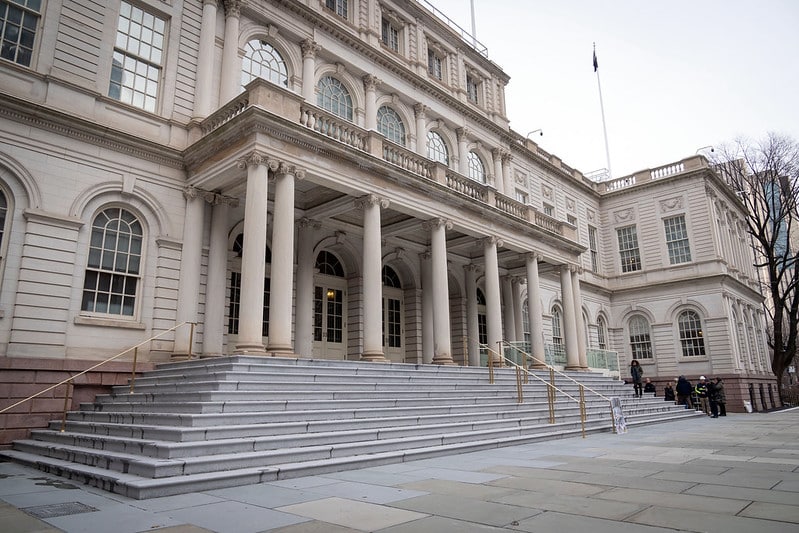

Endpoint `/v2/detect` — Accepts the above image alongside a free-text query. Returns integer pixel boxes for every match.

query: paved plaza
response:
[1,408,797,533]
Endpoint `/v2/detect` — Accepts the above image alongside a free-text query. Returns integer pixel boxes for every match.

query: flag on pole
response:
[593,44,598,72]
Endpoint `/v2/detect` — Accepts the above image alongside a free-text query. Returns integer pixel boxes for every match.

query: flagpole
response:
[594,43,612,180]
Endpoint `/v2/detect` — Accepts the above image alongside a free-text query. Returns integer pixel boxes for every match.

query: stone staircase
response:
[0,356,701,499]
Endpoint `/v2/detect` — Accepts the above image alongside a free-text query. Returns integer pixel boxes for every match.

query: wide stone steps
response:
[1,355,701,499]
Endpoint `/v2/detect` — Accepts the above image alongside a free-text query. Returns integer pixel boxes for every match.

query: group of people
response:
[629,360,727,417]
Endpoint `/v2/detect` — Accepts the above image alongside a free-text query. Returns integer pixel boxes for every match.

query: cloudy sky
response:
[426,0,799,179]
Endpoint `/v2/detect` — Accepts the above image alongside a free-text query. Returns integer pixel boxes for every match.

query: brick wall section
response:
[0,356,155,446]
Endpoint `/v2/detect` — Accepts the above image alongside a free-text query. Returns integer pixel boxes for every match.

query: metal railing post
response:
[579,384,586,438]
[188,322,196,358]
[60,382,73,433]
[516,365,523,403]
[548,367,556,423]
[129,347,139,393]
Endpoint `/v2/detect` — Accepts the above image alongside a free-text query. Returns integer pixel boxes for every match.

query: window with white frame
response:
[81,207,143,317]
[628,315,653,359]
[664,215,692,264]
[241,40,288,89]
[467,151,485,183]
[109,1,165,113]
[515,189,528,204]
[567,214,577,226]
[377,106,405,146]
[317,75,353,120]
[325,0,348,19]
[228,234,271,336]
[0,0,39,67]
[588,225,599,273]
[617,225,642,272]
[427,46,443,81]
[426,131,448,165]
[551,307,563,347]
[678,310,705,357]
[543,204,554,217]
[381,17,400,52]
[466,73,479,104]
[596,316,607,350]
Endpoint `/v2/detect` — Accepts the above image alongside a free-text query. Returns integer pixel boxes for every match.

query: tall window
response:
[377,106,405,146]
[382,266,402,348]
[588,225,599,273]
[81,208,142,317]
[543,204,554,217]
[628,315,653,359]
[664,215,692,264]
[596,316,607,350]
[381,17,399,52]
[466,74,479,104]
[227,235,271,336]
[551,307,563,347]
[241,40,288,89]
[678,310,705,357]
[325,0,348,18]
[0,0,39,67]
[427,48,443,80]
[476,288,487,345]
[426,131,448,165]
[317,75,353,120]
[467,151,485,182]
[109,1,165,113]
[617,225,642,272]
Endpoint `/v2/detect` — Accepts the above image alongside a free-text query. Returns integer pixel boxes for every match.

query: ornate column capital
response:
[355,194,390,210]
[298,217,322,231]
[464,263,481,274]
[183,186,239,207]
[362,74,381,91]
[480,236,503,248]
[237,151,278,171]
[300,39,321,59]
[422,217,453,232]
[413,103,427,118]
[276,161,306,179]
[525,251,542,263]
[222,0,242,17]
[456,127,470,141]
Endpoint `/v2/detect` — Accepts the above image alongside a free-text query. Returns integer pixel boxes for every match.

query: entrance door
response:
[383,287,404,362]
[313,280,346,359]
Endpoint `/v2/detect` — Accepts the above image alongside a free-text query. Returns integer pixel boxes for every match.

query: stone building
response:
[0,0,777,443]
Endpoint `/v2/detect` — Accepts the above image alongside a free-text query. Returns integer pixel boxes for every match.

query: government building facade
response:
[0,0,778,441]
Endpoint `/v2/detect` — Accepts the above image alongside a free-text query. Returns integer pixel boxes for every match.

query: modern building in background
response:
[0,0,777,443]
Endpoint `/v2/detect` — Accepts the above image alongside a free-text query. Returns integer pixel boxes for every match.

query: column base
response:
[360,352,389,362]
[233,343,266,354]
[432,354,456,365]
[170,351,194,361]
[564,365,582,371]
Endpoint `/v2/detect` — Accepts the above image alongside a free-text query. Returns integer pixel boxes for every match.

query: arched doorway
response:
[313,251,347,359]
[382,265,404,362]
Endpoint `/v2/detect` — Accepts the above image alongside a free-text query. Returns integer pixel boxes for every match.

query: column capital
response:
[525,251,542,263]
[300,38,321,59]
[422,217,453,231]
[222,0,242,17]
[456,127,471,141]
[355,194,390,210]
[413,103,427,117]
[298,217,322,231]
[362,74,381,91]
[183,186,239,207]
[480,236,503,248]
[463,263,481,274]
[238,151,278,171]
[420,251,432,261]
[276,161,306,179]
[203,0,219,7]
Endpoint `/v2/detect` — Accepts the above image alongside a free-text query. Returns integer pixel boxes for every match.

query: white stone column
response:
[427,219,454,364]
[464,263,480,366]
[300,39,320,102]
[267,164,303,354]
[203,196,236,357]
[363,75,379,131]
[295,218,319,357]
[359,195,388,362]
[560,265,580,370]
[420,252,434,363]
[482,236,503,364]
[193,0,218,119]
[501,152,513,196]
[235,153,273,353]
[572,267,588,369]
[525,253,545,368]
[491,148,504,195]
[174,188,206,358]
[457,128,470,176]
[219,0,242,105]
[501,275,515,341]
[414,103,427,156]
[512,276,524,343]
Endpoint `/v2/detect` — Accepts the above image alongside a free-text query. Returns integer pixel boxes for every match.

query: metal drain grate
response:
[23,501,99,519]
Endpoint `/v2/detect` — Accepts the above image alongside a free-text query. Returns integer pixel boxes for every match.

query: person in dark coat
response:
[643,378,656,395]
[630,360,644,398]
[714,377,727,416]
[676,375,693,408]
[663,381,676,402]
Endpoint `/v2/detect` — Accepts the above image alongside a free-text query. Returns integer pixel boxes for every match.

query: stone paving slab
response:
[276,497,427,531]
[627,505,798,533]
[387,493,541,527]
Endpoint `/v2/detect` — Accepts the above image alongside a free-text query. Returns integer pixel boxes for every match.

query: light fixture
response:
[526,129,543,139]
[696,145,714,154]
[326,289,335,300]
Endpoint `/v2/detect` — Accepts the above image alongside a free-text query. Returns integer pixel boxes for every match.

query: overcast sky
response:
[427,0,799,179]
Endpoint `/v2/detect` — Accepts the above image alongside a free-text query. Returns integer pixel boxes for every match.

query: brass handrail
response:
[0,322,197,431]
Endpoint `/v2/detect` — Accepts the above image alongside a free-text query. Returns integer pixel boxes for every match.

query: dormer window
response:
[381,17,400,52]
[466,74,480,104]
[427,48,443,81]
[325,0,348,19]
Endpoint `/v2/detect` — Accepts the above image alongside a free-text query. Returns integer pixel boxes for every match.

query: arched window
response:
[317,76,353,120]
[241,40,288,89]
[81,207,143,317]
[596,316,608,350]
[377,106,406,146]
[228,235,271,336]
[476,288,487,345]
[382,265,401,288]
[551,307,563,347]
[678,310,705,357]
[467,151,485,182]
[629,315,653,359]
[522,298,530,346]
[382,266,402,348]
[0,191,7,251]
[231,233,272,262]
[426,131,449,165]
[315,251,344,277]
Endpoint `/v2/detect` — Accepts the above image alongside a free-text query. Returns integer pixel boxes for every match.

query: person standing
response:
[714,377,727,416]
[663,381,675,403]
[630,360,644,398]
[695,376,710,415]
[676,376,693,409]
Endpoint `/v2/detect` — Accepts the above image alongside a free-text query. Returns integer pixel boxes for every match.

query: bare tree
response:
[713,133,799,399]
